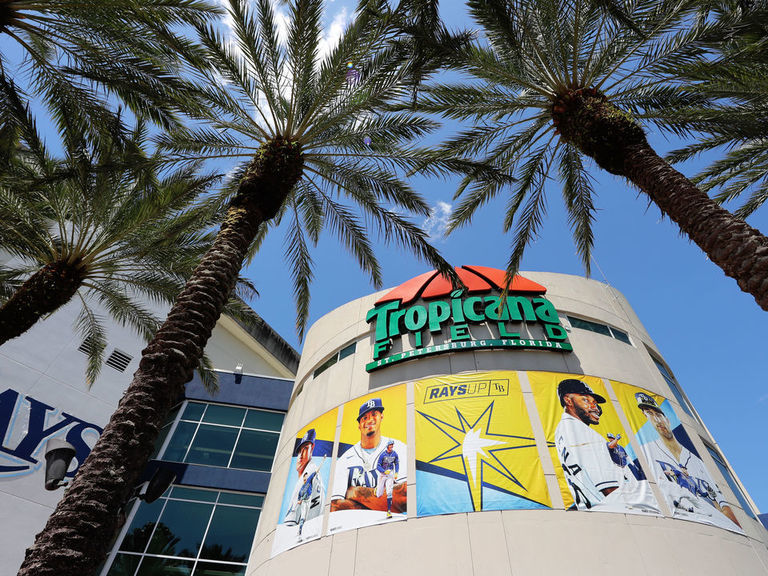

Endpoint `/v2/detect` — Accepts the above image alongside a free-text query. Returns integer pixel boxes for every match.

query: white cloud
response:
[220,1,350,60]
[423,201,453,242]
[319,7,350,59]
[215,0,351,124]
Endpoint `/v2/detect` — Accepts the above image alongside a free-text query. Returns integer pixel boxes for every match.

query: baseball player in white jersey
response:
[635,393,741,530]
[283,428,325,529]
[296,471,312,535]
[555,379,651,512]
[331,398,407,513]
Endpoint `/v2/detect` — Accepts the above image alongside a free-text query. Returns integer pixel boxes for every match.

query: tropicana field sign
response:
[365,265,572,372]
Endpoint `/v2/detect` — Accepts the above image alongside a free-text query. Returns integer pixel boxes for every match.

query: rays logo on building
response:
[0,388,102,480]
[365,265,572,372]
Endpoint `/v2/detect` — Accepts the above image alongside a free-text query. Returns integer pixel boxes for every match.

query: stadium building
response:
[249,266,768,576]
[0,290,299,576]
[2,265,766,576]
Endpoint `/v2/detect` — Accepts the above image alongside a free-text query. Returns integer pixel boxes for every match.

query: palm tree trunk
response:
[17,139,303,576]
[555,89,768,310]
[622,143,768,309]
[0,260,85,345]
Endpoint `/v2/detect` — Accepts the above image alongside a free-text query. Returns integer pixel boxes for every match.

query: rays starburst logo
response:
[417,401,538,511]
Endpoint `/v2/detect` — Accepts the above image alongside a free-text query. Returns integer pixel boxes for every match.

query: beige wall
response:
[207,315,296,379]
[249,272,768,576]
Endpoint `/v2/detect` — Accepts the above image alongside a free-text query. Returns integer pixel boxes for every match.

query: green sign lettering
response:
[365,286,571,371]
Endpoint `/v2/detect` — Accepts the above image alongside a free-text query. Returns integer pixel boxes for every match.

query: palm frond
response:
[74,298,108,387]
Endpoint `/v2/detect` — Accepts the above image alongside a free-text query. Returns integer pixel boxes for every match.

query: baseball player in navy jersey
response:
[555,379,642,511]
[375,440,400,518]
[635,392,741,528]
[330,398,407,514]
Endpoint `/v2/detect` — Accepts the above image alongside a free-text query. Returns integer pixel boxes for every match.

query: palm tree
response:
[666,0,768,218]
[0,0,218,127]
[17,2,455,574]
[419,0,768,309]
[0,89,223,383]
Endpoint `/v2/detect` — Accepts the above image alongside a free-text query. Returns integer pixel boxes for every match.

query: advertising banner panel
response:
[272,408,337,556]
[415,371,551,516]
[611,380,743,532]
[328,384,407,534]
[529,372,659,515]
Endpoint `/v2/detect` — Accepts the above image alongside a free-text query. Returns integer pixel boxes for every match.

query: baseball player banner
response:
[272,408,337,556]
[328,383,407,534]
[611,380,743,533]
[415,371,551,517]
[529,372,660,515]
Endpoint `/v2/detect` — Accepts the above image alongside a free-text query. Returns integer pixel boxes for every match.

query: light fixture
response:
[234,363,243,384]
[138,466,177,503]
[44,438,77,490]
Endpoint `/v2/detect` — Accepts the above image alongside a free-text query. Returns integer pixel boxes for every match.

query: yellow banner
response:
[611,380,743,532]
[529,372,659,515]
[415,371,550,515]
[328,383,407,534]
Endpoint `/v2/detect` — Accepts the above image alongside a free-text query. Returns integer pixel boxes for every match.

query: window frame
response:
[565,315,633,346]
[155,401,284,473]
[648,354,702,424]
[101,486,265,576]
[313,341,357,379]
[701,440,757,519]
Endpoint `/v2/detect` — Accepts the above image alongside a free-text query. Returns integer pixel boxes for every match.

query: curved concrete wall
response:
[248,271,768,576]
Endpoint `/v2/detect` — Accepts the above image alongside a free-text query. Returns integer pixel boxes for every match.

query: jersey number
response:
[560,448,582,477]
[560,447,591,509]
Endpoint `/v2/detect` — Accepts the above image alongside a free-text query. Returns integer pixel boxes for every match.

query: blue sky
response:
[241,1,768,515]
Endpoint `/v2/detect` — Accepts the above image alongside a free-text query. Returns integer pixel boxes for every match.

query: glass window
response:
[107,554,140,576]
[567,315,611,336]
[119,499,165,553]
[609,327,631,345]
[566,315,634,346]
[186,425,239,467]
[200,506,259,562]
[136,557,195,576]
[313,342,357,378]
[651,357,696,419]
[193,562,246,576]
[148,500,212,557]
[104,488,264,576]
[217,493,264,507]
[203,405,246,427]
[171,486,218,502]
[163,421,197,462]
[338,342,356,360]
[152,405,182,459]
[182,402,206,421]
[157,402,283,472]
[230,430,279,471]
[704,443,756,519]
[313,354,337,378]
[243,409,284,431]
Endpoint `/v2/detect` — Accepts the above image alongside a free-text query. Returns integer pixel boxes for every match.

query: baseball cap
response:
[357,398,384,421]
[387,440,395,447]
[295,428,316,455]
[635,392,663,413]
[557,379,606,406]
